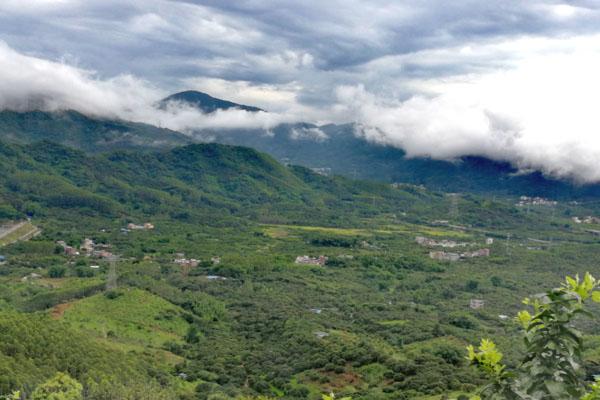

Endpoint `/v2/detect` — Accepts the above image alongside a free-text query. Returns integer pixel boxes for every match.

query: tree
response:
[48,266,66,278]
[31,373,83,400]
[467,273,600,399]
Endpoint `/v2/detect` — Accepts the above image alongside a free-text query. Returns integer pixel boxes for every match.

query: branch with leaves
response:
[467,273,600,400]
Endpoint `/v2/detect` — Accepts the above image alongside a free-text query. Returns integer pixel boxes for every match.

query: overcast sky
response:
[3,1,600,181]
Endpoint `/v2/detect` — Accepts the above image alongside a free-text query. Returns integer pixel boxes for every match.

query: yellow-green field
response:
[0,221,40,246]
[56,288,190,349]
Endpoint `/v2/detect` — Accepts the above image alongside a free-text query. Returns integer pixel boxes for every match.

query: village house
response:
[516,196,558,207]
[211,256,221,265]
[64,246,80,256]
[80,238,95,254]
[206,275,227,281]
[310,167,331,176]
[295,255,328,266]
[429,248,490,261]
[174,258,199,268]
[93,250,113,259]
[574,216,600,224]
[416,236,469,248]
[127,222,154,230]
[56,240,80,256]
[431,220,449,225]
[470,299,485,309]
[429,251,461,262]
[486,238,494,245]
[463,248,491,258]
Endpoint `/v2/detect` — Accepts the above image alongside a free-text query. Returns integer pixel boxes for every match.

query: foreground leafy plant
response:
[468,273,600,399]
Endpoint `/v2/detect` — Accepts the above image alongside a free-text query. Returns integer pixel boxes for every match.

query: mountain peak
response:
[160,91,265,113]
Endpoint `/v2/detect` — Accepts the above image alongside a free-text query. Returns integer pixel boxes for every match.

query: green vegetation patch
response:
[60,288,190,348]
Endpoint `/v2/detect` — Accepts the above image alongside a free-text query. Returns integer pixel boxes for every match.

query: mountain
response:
[0,138,445,226]
[0,109,192,153]
[2,104,598,200]
[194,122,600,199]
[159,90,265,113]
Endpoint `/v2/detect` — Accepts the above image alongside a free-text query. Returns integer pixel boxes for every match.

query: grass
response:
[0,221,39,246]
[378,319,408,326]
[58,287,190,348]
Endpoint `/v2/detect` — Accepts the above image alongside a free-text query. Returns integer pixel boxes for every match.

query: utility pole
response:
[448,193,459,220]
[106,254,118,290]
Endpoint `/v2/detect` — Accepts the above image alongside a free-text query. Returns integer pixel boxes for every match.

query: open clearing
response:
[0,221,41,246]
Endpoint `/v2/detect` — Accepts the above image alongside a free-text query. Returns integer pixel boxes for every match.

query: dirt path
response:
[0,221,27,240]
[0,221,41,247]
[50,302,73,319]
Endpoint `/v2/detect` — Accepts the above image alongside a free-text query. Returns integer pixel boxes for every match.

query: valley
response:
[2,133,600,399]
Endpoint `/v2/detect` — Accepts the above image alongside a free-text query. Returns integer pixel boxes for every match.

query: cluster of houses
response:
[417,235,493,262]
[415,236,470,248]
[174,257,199,268]
[572,216,600,224]
[57,238,113,259]
[174,254,221,266]
[295,255,328,266]
[173,254,222,274]
[516,196,558,207]
[429,248,490,262]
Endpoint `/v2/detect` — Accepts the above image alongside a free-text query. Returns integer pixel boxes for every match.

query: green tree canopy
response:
[31,373,83,400]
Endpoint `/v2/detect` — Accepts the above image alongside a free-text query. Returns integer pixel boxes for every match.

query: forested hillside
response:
[2,135,600,399]
[4,108,600,199]
[0,110,191,153]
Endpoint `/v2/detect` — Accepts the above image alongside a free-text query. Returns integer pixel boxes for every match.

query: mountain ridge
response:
[159,90,265,113]
[1,102,599,199]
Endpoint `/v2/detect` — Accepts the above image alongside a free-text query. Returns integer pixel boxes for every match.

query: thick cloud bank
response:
[4,37,600,183]
[336,36,600,183]
[0,42,290,132]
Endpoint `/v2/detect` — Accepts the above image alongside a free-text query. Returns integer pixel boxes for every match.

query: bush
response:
[48,266,66,278]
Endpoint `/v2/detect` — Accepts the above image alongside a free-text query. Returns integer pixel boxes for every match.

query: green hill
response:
[0,109,191,153]
[198,122,600,199]
[0,138,452,227]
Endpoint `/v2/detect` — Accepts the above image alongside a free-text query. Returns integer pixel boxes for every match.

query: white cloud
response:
[181,77,301,112]
[0,41,293,131]
[289,127,328,141]
[338,34,600,183]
